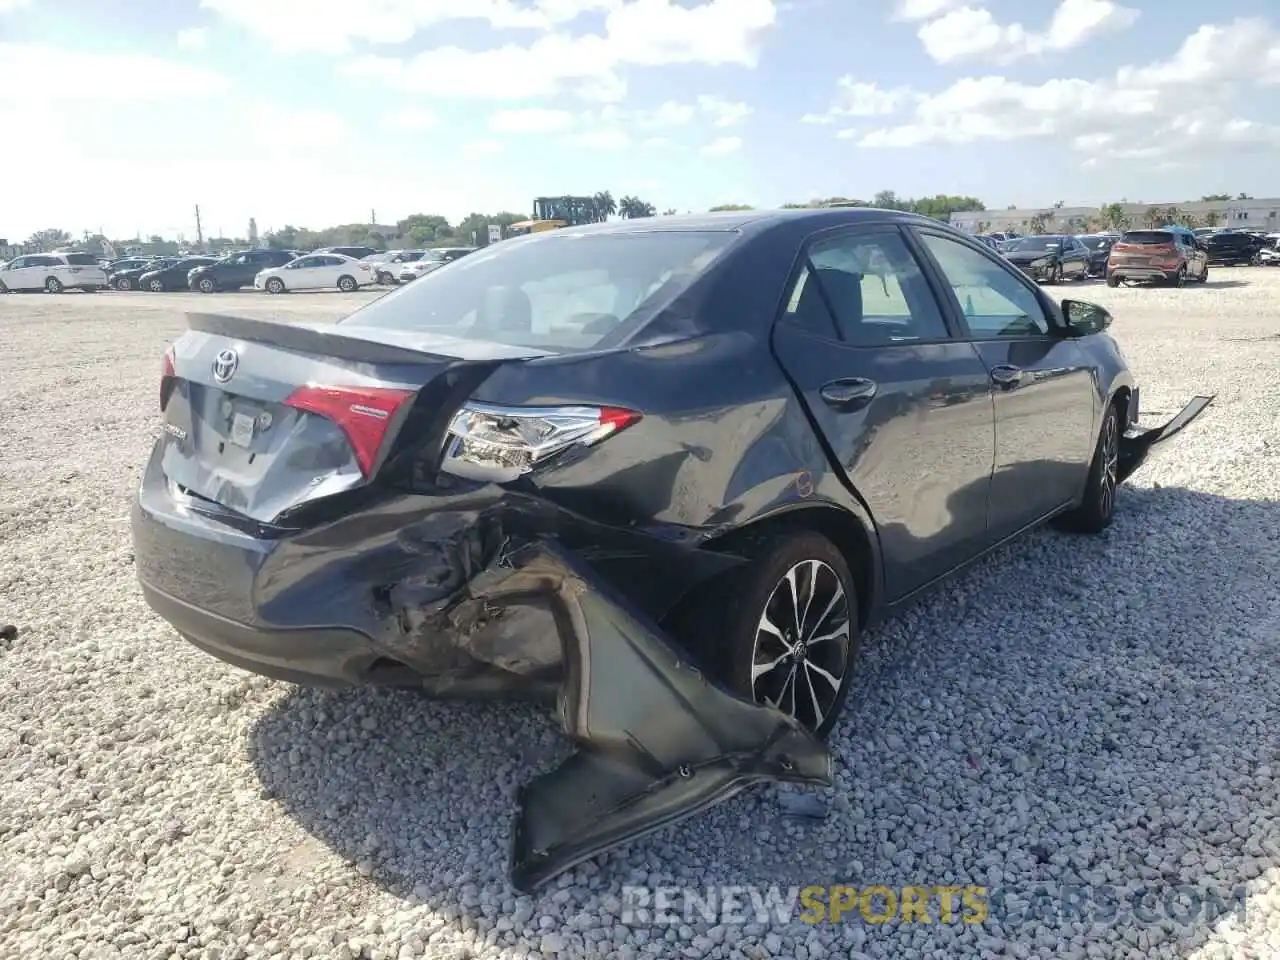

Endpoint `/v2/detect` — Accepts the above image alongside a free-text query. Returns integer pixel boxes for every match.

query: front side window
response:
[341,231,735,353]
[918,233,1050,338]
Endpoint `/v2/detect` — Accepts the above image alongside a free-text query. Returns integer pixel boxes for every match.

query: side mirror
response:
[1062,299,1113,336]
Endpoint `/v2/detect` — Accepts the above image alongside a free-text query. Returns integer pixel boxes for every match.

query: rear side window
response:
[784,230,950,346]
[341,231,735,353]
[1121,231,1174,244]
[64,253,99,266]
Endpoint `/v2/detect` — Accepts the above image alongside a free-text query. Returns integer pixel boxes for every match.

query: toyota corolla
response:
[131,208,1211,890]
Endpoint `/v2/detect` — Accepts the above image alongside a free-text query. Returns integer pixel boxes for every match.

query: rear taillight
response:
[160,345,176,410]
[440,402,642,483]
[283,384,415,476]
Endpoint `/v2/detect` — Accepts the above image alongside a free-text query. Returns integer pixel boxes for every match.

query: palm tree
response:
[593,191,616,221]
[618,196,656,219]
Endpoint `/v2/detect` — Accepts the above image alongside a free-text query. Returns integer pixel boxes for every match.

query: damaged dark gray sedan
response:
[131,208,1212,890]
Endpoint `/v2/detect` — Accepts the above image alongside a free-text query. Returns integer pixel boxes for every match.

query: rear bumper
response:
[1117,395,1214,483]
[129,441,829,890]
[1107,265,1178,282]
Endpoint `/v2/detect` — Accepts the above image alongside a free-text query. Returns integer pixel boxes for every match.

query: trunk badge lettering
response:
[212,349,239,383]
[349,404,390,419]
[163,423,187,441]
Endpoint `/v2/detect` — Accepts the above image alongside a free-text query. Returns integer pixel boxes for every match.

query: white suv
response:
[0,252,109,293]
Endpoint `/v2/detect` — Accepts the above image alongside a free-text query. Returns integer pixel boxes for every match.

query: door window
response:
[783,230,950,346]
[5,257,27,270]
[918,233,1051,338]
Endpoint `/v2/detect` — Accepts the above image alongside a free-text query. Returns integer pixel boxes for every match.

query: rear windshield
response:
[1121,231,1174,244]
[341,231,735,352]
[63,253,99,266]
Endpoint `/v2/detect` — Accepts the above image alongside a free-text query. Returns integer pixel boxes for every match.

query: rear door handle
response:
[819,377,877,410]
[990,364,1023,388]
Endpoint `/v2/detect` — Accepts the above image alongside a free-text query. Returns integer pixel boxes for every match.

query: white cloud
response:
[0,0,34,11]
[337,0,777,102]
[917,0,1139,64]
[199,0,620,55]
[697,94,752,126]
[0,43,230,98]
[490,107,576,132]
[463,138,506,155]
[802,77,914,124]
[381,106,439,131]
[177,27,207,50]
[849,17,1280,163]
[891,0,964,21]
[701,135,742,154]
[835,128,858,139]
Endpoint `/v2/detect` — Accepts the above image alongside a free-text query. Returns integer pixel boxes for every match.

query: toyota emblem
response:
[212,348,239,383]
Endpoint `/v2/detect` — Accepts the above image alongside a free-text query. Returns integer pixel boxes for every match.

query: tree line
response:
[11,190,1261,256]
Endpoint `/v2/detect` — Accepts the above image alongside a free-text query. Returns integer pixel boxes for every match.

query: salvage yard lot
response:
[2,273,1279,960]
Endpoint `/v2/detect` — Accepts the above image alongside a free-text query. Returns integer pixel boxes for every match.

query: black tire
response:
[1197,265,1209,284]
[0,280,8,293]
[197,276,217,294]
[337,274,357,292]
[265,277,285,294]
[147,278,165,292]
[1173,265,1187,287]
[115,277,134,291]
[1045,264,1062,285]
[668,530,858,739]
[1106,274,1120,288]
[45,277,64,294]
[1055,403,1120,535]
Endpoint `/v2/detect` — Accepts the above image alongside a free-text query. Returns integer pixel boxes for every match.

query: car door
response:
[3,256,35,290]
[1067,239,1089,276]
[770,224,996,599]
[912,229,1097,539]
[293,254,333,289]
[221,252,253,287]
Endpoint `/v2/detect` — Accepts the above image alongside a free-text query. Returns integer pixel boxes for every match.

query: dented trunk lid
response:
[161,313,554,524]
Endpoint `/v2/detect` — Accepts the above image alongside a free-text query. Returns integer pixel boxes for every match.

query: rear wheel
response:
[197,276,217,293]
[337,274,357,292]
[669,530,858,739]
[0,280,8,293]
[45,277,64,294]
[1046,264,1062,285]
[115,277,134,291]
[147,278,165,292]
[265,277,285,294]
[1106,274,1121,287]
[1197,264,1209,284]
[1055,403,1120,535]
[1173,265,1187,287]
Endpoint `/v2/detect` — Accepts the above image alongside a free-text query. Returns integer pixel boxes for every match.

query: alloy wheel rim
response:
[1100,415,1119,517]
[751,559,851,730]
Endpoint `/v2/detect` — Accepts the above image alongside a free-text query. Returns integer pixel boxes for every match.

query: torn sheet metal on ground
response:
[435,537,832,892]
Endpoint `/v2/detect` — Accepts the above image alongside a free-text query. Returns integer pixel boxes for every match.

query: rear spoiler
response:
[185,313,455,366]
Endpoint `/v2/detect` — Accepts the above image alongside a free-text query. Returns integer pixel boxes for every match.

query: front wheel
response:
[337,274,357,292]
[265,277,286,294]
[115,277,134,291]
[1054,404,1120,535]
[1106,274,1121,288]
[147,279,165,292]
[1196,264,1209,284]
[670,530,858,738]
[197,277,217,293]
[45,277,64,294]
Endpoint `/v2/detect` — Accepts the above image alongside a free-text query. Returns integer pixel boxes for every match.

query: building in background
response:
[950,207,1095,234]
[248,218,259,245]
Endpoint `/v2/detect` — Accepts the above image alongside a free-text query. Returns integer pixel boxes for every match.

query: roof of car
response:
[543,207,946,238]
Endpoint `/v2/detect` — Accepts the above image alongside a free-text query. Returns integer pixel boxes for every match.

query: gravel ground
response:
[1,274,1278,960]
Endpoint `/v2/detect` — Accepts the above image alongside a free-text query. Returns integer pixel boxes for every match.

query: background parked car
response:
[313,245,380,260]
[999,235,1090,283]
[139,256,217,292]
[1077,234,1119,277]
[1106,229,1208,286]
[397,251,450,283]
[362,250,432,285]
[112,257,179,291]
[0,252,108,293]
[253,253,373,293]
[189,248,298,293]
[1204,230,1265,266]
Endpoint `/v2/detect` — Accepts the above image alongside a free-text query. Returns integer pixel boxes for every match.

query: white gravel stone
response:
[2,275,1279,960]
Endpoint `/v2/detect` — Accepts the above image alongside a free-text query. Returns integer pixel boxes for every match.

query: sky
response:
[2,0,1279,241]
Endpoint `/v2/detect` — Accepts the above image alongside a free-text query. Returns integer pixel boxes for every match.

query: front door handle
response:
[819,377,877,410]
[990,364,1023,389]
